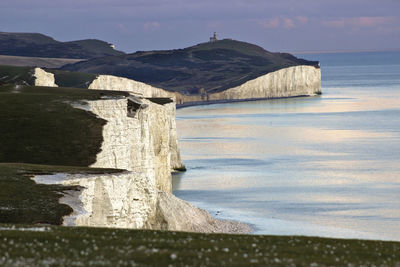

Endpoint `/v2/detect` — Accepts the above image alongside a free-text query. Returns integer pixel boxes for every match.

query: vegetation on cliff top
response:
[0,32,125,59]
[0,224,399,266]
[62,39,319,94]
[0,84,128,166]
[47,69,98,88]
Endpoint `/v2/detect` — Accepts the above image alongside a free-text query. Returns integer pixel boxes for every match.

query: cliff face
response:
[33,170,250,233]
[87,78,185,174]
[77,97,180,193]
[34,171,158,229]
[208,65,321,101]
[81,65,321,106]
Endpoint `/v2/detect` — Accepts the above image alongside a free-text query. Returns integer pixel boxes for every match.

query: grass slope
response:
[0,225,399,266]
[62,39,319,94]
[0,85,128,166]
[0,65,35,85]
[0,55,83,68]
[46,69,98,88]
[0,32,125,59]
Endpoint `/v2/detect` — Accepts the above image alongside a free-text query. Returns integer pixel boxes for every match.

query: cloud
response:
[143,21,161,31]
[117,24,128,33]
[282,18,295,29]
[295,16,308,24]
[259,16,308,29]
[323,16,396,28]
[259,18,280,29]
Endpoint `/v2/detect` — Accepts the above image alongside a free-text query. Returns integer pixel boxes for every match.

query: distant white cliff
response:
[84,65,321,106]
[209,65,321,101]
[88,75,173,98]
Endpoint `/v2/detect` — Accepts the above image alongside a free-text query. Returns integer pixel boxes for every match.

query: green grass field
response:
[0,224,398,266]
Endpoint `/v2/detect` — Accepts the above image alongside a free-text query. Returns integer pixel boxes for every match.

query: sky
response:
[1,0,400,53]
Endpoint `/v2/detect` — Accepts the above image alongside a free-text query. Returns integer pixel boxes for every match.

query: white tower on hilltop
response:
[209,32,218,42]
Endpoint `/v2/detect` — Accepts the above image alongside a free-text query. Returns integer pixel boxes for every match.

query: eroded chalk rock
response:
[33,67,58,87]
[33,171,158,229]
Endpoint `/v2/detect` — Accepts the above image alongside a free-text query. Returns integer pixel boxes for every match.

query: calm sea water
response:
[173,51,400,241]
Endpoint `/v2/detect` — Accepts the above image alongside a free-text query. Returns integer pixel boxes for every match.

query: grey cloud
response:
[1,0,400,52]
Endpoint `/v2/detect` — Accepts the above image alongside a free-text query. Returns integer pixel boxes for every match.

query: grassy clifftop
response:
[0,84,128,166]
[0,32,125,59]
[62,39,319,94]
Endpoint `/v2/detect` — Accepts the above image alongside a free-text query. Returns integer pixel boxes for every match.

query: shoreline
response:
[176,94,320,109]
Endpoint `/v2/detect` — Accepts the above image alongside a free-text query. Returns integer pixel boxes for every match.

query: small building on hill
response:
[209,32,218,42]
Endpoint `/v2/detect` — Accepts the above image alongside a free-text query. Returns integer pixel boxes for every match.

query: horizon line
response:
[289,48,400,55]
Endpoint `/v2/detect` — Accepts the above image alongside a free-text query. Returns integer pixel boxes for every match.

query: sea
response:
[173,51,400,241]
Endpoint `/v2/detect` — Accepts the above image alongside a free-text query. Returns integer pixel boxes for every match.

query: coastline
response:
[176,94,320,109]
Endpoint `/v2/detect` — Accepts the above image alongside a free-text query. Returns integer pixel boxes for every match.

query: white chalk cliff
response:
[86,97,182,192]
[82,65,321,105]
[88,75,174,98]
[209,65,321,101]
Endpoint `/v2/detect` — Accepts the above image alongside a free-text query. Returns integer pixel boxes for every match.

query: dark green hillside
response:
[0,65,35,85]
[0,85,128,166]
[46,69,98,88]
[62,39,319,94]
[0,32,125,59]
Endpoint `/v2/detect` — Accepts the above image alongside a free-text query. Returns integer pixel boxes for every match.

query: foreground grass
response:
[0,224,398,266]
